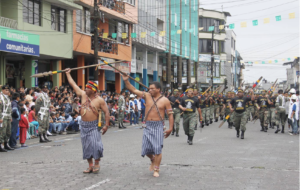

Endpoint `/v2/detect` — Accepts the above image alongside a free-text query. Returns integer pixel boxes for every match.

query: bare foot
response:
[153,171,159,177]
[149,162,155,171]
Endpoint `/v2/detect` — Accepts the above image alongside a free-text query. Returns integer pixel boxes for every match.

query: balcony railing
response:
[92,36,118,55]
[0,17,18,29]
[98,0,125,14]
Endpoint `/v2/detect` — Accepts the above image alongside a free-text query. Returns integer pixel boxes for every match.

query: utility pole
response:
[167,0,172,90]
[94,0,99,65]
[211,27,214,91]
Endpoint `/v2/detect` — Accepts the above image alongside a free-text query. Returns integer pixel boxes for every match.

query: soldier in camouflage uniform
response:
[229,89,254,139]
[275,90,287,133]
[169,89,181,135]
[224,92,233,128]
[268,93,277,129]
[179,89,202,145]
[200,91,211,126]
[0,85,14,152]
[213,92,220,122]
[256,90,271,132]
[118,90,126,129]
[219,93,225,120]
[230,92,236,127]
[35,85,52,143]
[248,98,255,121]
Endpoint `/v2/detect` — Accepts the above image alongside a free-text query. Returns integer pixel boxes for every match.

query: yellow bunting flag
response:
[263,18,270,24]
[240,60,244,63]
[241,22,247,28]
[103,33,108,38]
[282,58,285,61]
[219,25,224,30]
[199,27,204,31]
[228,61,231,63]
[255,61,259,64]
[177,30,182,34]
[295,56,298,59]
[159,31,165,36]
[141,32,146,38]
[122,33,127,39]
[289,12,295,19]
[268,60,272,63]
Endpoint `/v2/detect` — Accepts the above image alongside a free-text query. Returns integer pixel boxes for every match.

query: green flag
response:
[275,15,281,21]
[229,24,235,29]
[112,33,117,38]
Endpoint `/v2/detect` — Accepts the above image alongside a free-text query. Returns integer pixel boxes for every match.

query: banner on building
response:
[197,63,207,83]
[131,59,136,73]
[136,60,143,73]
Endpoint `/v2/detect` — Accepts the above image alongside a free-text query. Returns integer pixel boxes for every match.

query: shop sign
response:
[206,78,221,83]
[0,26,40,56]
[199,54,220,62]
[147,62,154,75]
[136,60,143,73]
[115,62,130,73]
[131,58,136,73]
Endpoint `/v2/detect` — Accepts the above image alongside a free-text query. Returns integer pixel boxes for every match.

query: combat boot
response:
[260,126,264,132]
[4,142,14,150]
[0,144,7,152]
[187,135,190,144]
[264,127,268,132]
[229,122,233,129]
[175,128,179,137]
[275,125,280,133]
[39,134,47,143]
[210,119,213,124]
[188,136,193,145]
[236,130,240,138]
[194,124,197,130]
[201,122,205,128]
[171,130,175,135]
[281,125,285,133]
[206,121,209,126]
[241,131,245,139]
[44,133,52,142]
[215,118,218,122]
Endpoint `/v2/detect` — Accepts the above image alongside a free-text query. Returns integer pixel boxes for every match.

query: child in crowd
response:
[19,108,29,147]
[28,106,38,138]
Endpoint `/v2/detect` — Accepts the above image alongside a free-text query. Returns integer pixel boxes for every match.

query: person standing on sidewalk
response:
[229,89,254,139]
[65,69,110,174]
[169,89,181,136]
[141,96,146,123]
[129,94,136,126]
[9,92,20,148]
[117,90,126,129]
[121,74,174,178]
[288,95,298,135]
[179,89,203,145]
[0,85,14,152]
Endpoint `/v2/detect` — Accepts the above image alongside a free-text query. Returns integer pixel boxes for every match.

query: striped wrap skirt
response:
[141,121,164,157]
[79,120,103,160]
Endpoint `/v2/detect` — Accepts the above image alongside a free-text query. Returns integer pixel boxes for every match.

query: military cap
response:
[2,85,9,90]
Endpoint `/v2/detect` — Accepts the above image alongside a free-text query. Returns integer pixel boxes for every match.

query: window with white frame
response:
[174,13,177,26]
[51,6,66,33]
[185,19,187,31]
[76,7,91,33]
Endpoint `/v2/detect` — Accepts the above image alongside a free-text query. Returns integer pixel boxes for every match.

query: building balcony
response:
[91,36,118,55]
[98,0,125,14]
[0,17,18,29]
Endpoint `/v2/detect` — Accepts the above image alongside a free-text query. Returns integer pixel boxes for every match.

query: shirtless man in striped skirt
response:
[122,74,174,178]
[65,69,110,174]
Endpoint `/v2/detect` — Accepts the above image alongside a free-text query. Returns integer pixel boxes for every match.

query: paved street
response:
[0,119,299,190]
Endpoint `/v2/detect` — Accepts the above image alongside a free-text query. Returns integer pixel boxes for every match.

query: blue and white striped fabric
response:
[79,120,103,160]
[141,121,164,157]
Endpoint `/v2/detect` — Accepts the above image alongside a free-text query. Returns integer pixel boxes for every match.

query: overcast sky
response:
[200,0,299,84]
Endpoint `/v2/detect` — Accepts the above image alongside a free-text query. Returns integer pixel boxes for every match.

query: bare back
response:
[144,93,171,122]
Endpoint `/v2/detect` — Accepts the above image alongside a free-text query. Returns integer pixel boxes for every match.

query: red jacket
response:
[19,115,29,129]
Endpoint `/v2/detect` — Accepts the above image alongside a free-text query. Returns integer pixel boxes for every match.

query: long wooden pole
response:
[30,60,124,78]
[99,59,149,90]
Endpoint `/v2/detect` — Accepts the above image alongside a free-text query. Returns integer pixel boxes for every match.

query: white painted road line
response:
[83,179,110,190]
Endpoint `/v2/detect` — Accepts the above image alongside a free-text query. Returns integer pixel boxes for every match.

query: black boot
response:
[175,128,179,137]
[201,122,204,128]
[229,122,233,129]
[188,136,193,145]
[275,125,280,133]
[44,133,52,142]
[121,122,126,129]
[236,130,240,138]
[4,142,14,150]
[118,123,123,129]
[220,116,223,120]
[39,134,47,143]
[0,144,7,152]
[206,121,209,126]
[215,118,217,122]
[187,135,190,144]
[210,119,213,124]
[171,130,175,135]
[281,125,284,133]
[241,131,244,139]
[260,126,264,132]
[264,127,268,132]
[194,124,197,130]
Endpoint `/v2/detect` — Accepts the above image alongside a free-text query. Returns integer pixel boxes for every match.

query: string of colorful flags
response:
[225,57,298,65]
[98,12,296,39]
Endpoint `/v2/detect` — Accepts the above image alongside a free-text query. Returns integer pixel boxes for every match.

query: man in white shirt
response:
[129,94,136,126]
[288,95,298,135]
[135,95,142,125]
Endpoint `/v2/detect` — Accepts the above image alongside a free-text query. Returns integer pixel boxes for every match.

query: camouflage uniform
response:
[219,96,225,120]
[209,99,214,121]
[256,96,269,132]
[201,96,210,125]
[275,94,287,133]
[248,100,255,120]
[118,95,125,126]
[172,108,181,134]
[35,92,51,135]
[0,93,12,144]
[183,112,197,137]
[213,96,220,121]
